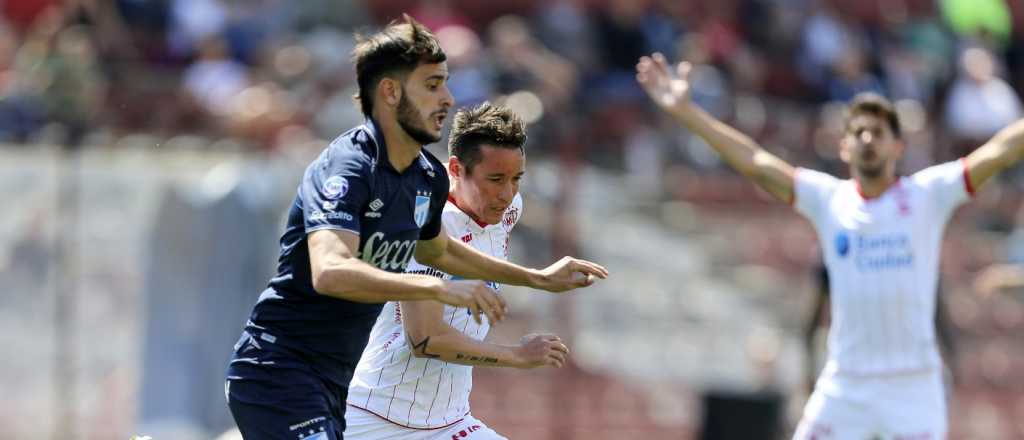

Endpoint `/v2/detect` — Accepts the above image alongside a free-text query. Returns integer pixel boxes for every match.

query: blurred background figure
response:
[4,1,1024,439]
[944,46,1023,157]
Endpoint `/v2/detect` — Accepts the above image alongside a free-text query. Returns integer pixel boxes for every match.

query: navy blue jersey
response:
[244,119,449,385]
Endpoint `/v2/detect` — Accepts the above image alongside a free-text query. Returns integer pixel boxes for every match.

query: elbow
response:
[747,151,772,176]
[311,264,356,298]
[406,327,444,358]
[409,344,432,359]
[311,269,332,296]
[415,247,443,268]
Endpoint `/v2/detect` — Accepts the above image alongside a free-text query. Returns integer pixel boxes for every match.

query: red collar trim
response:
[447,194,488,228]
[960,157,976,196]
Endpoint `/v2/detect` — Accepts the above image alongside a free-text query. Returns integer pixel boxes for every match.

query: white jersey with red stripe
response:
[794,159,973,376]
[346,193,523,429]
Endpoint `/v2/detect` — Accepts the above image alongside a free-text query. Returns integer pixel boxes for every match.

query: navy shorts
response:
[225,332,349,440]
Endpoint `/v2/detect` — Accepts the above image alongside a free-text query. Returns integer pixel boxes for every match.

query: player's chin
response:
[425,125,442,140]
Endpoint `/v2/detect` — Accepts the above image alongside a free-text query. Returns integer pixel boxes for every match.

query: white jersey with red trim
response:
[346,193,523,429]
[794,159,973,376]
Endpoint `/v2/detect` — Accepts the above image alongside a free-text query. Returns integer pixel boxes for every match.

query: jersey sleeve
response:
[301,142,372,235]
[793,167,841,226]
[405,203,456,279]
[418,165,450,240]
[910,159,973,219]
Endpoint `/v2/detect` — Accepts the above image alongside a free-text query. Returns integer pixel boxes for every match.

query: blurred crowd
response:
[0,0,1021,168]
[6,0,1024,243]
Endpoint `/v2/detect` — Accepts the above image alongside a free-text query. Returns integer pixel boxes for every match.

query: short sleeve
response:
[301,146,372,234]
[418,164,450,240]
[910,159,973,219]
[793,167,842,226]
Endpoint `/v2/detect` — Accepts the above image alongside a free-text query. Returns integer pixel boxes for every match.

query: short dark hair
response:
[351,14,446,117]
[448,102,527,174]
[845,92,901,139]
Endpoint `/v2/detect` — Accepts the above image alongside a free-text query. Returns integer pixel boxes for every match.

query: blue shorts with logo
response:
[225,331,349,440]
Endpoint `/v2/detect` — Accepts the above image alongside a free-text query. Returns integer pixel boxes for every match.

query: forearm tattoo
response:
[455,353,499,364]
[410,336,440,359]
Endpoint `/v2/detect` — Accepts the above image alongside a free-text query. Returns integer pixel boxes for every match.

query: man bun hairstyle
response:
[448,102,527,174]
[352,14,446,116]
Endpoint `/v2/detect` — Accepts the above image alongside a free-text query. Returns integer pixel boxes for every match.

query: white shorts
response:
[344,405,506,440]
[793,368,947,440]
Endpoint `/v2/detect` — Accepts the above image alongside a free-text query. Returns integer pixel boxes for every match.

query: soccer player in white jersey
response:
[344,102,569,439]
[637,53,1024,439]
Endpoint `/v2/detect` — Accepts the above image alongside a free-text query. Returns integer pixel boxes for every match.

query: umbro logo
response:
[365,198,384,218]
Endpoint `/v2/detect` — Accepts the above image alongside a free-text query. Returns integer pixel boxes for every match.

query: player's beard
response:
[856,149,886,179]
[397,91,441,145]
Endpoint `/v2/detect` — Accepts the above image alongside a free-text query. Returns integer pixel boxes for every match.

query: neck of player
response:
[854,167,898,199]
[377,112,423,172]
[449,183,487,226]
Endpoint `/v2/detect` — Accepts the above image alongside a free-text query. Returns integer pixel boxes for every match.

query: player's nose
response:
[440,86,454,109]
[859,131,873,145]
[497,184,514,204]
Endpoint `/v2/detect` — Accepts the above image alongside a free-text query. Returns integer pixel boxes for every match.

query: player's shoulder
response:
[908,160,962,186]
[442,199,471,228]
[417,148,449,188]
[795,167,846,197]
[319,124,379,174]
[796,167,841,185]
[418,147,446,170]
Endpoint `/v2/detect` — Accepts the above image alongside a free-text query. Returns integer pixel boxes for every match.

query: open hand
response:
[636,52,695,116]
[532,256,608,293]
[437,280,508,324]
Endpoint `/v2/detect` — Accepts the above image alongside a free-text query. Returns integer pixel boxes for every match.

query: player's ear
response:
[448,157,463,180]
[894,139,906,157]
[379,77,402,107]
[839,135,853,164]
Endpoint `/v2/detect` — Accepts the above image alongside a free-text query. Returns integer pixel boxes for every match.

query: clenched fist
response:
[513,333,569,369]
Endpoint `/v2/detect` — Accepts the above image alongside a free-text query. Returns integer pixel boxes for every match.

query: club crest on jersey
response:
[503,206,519,227]
[323,175,349,199]
[414,191,431,227]
[835,231,850,258]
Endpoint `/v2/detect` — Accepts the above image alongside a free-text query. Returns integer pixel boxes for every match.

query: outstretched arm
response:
[636,53,796,203]
[964,119,1024,190]
[415,229,609,293]
[308,229,507,324]
[309,229,443,302]
[402,300,568,368]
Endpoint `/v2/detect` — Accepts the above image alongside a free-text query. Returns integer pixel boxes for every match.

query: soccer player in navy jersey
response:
[224,16,608,440]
